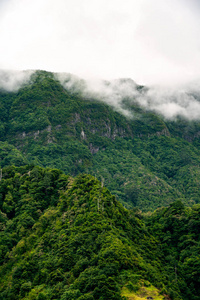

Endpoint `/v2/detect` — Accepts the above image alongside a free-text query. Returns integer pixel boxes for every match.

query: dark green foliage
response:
[0,71,200,299]
[1,70,200,211]
[145,201,200,300]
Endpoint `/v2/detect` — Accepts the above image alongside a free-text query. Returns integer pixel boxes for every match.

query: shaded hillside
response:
[1,70,200,211]
[0,165,199,299]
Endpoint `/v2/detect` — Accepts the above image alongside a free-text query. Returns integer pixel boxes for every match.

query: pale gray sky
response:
[0,0,200,85]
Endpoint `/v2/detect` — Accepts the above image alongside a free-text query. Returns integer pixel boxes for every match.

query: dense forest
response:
[0,71,200,211]
[0,165,199,299]
[0,70,200,299]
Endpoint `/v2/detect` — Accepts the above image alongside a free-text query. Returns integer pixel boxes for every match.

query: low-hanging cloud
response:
[56,72,200,121]
[0,69,34,92]
[1,69,200,121]
[55,72,140,117]
[137,87,200,120]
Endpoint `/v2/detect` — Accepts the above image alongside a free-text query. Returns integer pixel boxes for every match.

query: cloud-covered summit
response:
[56,72,200,120]
[0,69,33,92]
[0,68,200,121]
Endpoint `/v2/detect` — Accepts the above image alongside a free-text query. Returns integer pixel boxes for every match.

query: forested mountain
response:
[0,165,199,299]
[0,70,200,211]
[0,70,200,299]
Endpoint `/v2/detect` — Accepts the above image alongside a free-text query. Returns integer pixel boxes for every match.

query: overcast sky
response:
[0,0,200,86]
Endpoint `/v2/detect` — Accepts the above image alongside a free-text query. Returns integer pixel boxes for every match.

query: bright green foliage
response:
[0,165,199,299]
[0,165,155,299]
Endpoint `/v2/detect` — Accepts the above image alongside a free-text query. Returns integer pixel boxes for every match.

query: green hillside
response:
[0,165,199,299]
[0,70,200,211]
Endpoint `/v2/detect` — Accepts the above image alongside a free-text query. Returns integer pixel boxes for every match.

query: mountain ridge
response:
[0,70,200,299]
[0,70,200,211]
[0,165,199,299]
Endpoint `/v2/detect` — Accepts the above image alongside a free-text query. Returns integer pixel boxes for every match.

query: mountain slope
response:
[0,165,165,299]
[1,70,200,211]
[0,165,199,299]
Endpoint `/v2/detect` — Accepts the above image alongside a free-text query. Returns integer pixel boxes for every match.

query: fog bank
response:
[0,70,33,92]
[56,72,200,120]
